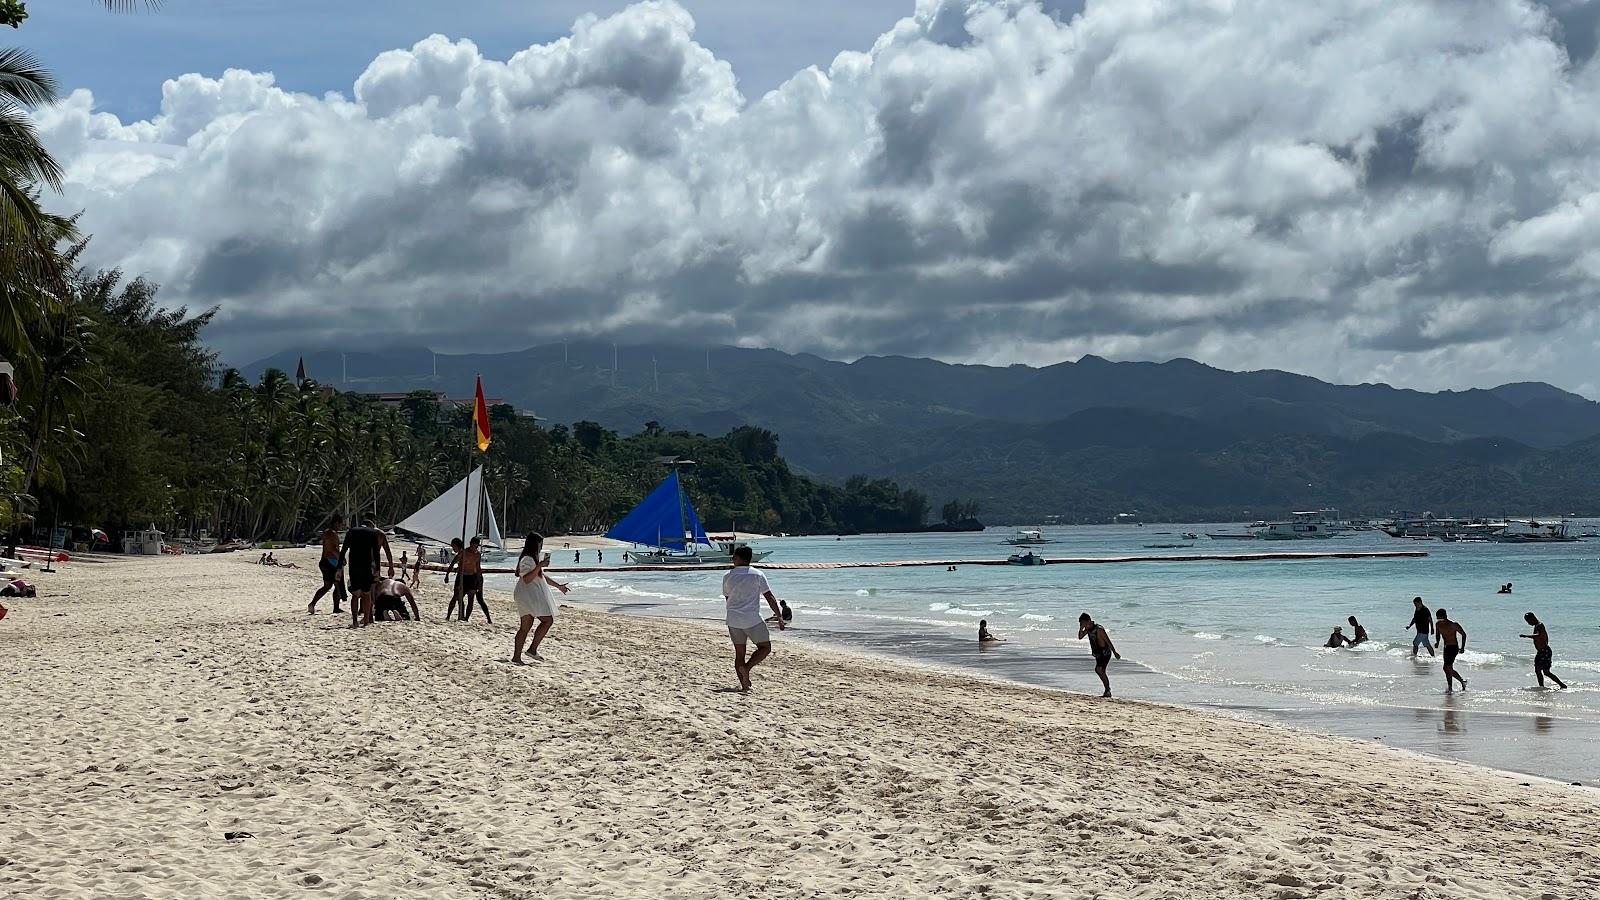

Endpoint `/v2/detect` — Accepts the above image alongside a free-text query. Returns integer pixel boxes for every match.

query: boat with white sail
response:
[395,466,512,562]
[609,469,771,565]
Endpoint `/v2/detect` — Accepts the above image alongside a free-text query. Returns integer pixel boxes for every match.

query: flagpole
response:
[460,385,475,550]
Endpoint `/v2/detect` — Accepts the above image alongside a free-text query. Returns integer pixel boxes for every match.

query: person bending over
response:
[1078,613,1121,698]
[1520,612,1567,690]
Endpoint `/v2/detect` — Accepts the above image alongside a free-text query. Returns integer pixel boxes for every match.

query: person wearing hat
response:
[1325,625,1352,648]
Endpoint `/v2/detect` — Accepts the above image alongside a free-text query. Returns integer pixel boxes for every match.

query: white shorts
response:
[728,622,771,646]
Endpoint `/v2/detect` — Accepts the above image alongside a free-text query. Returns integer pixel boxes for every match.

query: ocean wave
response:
[928,602,951,611]
[944,606,994,618]
[855,588,878,596]
[1019,613,1055,622]
[1560,659,1600,674]
[1457,650,1507,667]
[1253,634,1280,645]
[1194,632,1225,641]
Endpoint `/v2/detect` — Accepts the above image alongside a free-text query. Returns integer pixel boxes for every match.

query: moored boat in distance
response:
[1006,551,1047,565]
[1003,529,1052,546]
[1489,519,1578,543]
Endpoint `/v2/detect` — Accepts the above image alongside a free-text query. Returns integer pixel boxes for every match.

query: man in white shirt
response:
[721,546,784,692]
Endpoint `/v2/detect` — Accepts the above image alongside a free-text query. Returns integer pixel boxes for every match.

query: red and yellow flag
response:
[472,375,491,452]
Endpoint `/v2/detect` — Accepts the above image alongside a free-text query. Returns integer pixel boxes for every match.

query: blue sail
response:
[683,494,710,547]
[606,470,707,550]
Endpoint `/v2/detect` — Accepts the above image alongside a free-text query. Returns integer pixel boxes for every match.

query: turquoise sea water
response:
[492,525,1600,784]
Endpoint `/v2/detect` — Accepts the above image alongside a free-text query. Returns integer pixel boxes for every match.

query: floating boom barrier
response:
[440,549,1428,576]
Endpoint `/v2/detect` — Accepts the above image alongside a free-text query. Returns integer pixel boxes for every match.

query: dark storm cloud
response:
[37,0,1600,392]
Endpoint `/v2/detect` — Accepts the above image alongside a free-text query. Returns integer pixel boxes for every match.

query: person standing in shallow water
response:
[1406,597,1435,658]
[1520,612,1567,690]
[1078,613,1121,698]
[1435,608,1468,693]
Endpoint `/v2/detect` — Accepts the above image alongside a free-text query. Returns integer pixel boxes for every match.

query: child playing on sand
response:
[1078,613,1121,697]
[1520,612,1567,690]
[1435,608,1468,693]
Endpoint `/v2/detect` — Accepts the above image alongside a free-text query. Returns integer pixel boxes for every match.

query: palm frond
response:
[0,48,58,109]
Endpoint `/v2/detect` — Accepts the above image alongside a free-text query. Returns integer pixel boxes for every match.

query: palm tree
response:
[0,47,74,372]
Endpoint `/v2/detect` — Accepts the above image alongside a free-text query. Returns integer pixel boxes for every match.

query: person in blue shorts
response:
[1406,596,1434,658]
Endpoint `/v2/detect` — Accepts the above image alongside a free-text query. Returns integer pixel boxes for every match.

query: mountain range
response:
[240,342,1600,522]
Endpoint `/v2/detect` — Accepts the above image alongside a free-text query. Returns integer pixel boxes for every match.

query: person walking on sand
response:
[1520,612,1568,690]
[340,516,393,628]
[1435,608,1468,692]
[513,534,570,664]
[458,537,491,624]
[412,542,424,584]
[1078,613,1121,697]
[722,545,783,692]
[1406,596,1435,658]
[443,537,466,620]
[308,514,347,615]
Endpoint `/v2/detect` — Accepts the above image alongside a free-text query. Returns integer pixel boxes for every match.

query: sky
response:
[27,0,1600,396]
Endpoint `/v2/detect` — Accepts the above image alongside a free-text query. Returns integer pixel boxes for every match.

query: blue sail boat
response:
[607,469,771,565]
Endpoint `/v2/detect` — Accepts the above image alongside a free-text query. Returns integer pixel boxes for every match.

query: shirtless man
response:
[307,514,347,615]
[1078,613,1121,697]
[373,576,421,622]
[1520,612,1568,689]
[442,537,466,620]
[1435,608,1468,692]
[339,516,393,628]
[459,537,491,624]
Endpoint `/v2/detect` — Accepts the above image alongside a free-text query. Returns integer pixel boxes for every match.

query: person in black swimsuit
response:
[1520,612,1567,689]
[339,516,393,628]
[1434,608,1468,693]
[1078,613,1121,698]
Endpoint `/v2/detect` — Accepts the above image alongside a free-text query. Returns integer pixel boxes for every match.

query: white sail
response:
[485,494,504,550]
[397,467,488,546]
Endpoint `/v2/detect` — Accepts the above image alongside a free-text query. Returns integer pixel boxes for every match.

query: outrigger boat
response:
[395,466,512,562]
[609,469,771,565]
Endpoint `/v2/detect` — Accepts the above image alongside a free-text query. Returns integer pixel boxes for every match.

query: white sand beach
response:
[2,551,1597,899]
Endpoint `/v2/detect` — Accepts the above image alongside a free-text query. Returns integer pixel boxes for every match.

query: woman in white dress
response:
[513,533,569,663]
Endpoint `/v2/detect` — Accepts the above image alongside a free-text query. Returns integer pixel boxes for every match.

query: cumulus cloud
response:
[34,0,1600,393]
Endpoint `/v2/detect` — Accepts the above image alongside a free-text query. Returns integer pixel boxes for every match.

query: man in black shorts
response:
[1078,612,1121,698]
[1520,612,1567,689]
[339,516,393,628]
[1434,608,1468,693]
[308,514,347,615]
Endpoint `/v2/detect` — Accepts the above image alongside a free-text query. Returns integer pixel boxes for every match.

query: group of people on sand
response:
[980,613,1122,697]
[302,516,790,691]
[1325,595,1567,692]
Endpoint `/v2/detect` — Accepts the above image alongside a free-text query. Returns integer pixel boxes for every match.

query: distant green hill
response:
[240,343,1600,521]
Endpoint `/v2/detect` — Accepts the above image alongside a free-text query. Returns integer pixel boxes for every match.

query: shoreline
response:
[4,551,1599,898]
